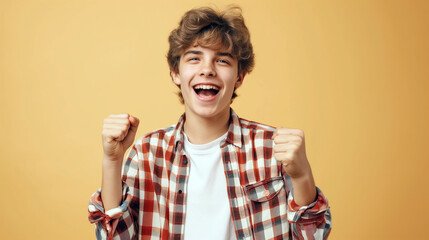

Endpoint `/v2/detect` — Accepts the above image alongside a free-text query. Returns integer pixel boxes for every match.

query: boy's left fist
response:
[272,127,312,179]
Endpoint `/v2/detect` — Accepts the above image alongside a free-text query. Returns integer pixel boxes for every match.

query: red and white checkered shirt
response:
[88,109,332,239]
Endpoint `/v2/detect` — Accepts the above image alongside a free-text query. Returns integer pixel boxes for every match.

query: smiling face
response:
[171,45,245,120]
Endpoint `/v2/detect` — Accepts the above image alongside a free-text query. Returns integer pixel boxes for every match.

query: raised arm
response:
[273,127,331,239]
[273,127,316,206]
[101,113,140,211]
[88,113,140,239]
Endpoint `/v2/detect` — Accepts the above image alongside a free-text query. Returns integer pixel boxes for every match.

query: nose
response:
[199,61,216,77]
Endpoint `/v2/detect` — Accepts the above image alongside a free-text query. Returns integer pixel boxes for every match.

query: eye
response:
[187,57,199,62]
[218,59,230,65]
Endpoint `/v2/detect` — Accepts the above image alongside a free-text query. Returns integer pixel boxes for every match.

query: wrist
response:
[290,171,314,184]
[102,157,124,170]
[290,172,317,206]
[103,154,124,163]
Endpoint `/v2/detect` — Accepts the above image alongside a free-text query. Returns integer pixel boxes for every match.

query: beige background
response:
[1,0,428,239]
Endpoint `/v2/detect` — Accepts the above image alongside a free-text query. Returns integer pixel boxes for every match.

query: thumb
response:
[122,115,139,148]
[126,116,139,139]
[128,116,140,134]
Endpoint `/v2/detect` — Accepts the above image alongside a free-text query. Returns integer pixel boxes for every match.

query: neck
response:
[183,108,230,145]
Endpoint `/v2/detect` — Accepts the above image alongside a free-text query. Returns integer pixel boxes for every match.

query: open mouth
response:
[193,84,220,98]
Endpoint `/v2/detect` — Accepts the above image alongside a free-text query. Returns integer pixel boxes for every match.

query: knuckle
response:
[290,143,299,150]
[111,129,119,135]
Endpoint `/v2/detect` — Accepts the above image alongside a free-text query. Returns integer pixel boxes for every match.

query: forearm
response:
[101,158,124,211]
[290,169,317,206]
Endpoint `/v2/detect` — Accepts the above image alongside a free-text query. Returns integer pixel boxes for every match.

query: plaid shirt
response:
[88,109,332,240]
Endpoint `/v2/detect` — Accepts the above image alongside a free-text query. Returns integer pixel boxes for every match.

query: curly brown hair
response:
[167,6,255,103]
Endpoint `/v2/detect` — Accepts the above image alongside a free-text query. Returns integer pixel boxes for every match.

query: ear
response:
[170,70,181,86]
[235,72,246,88]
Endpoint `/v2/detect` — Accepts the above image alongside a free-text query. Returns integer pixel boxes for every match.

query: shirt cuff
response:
[105,200,129,219]
[287,187,329,223]
[88,183,131,238]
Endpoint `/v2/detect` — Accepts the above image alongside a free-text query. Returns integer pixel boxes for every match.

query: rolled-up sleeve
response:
[88,146,140,240]
[283,174,332,239]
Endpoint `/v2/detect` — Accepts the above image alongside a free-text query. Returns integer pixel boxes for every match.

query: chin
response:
[188,103,229,119]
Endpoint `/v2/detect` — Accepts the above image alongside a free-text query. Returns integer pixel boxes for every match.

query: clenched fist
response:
[102,113,140,161]
[272,127,312,180]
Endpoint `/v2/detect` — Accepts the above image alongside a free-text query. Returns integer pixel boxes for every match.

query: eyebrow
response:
[183,50,234,59]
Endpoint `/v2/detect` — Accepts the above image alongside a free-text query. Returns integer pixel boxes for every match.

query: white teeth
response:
[194,85,220,91]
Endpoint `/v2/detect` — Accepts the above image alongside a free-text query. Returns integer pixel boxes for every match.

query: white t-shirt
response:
[183,132,237,240]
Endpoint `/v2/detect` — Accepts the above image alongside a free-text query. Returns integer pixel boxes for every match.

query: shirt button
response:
[264,190,270,197]
[178,190,183,194]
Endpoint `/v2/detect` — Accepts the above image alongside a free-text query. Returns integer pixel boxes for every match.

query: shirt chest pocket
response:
[243,176,289,238]
[244,176,284,202]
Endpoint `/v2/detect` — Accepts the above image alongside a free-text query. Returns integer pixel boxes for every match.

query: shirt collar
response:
[173,108,243,151]
[225,108,243,148]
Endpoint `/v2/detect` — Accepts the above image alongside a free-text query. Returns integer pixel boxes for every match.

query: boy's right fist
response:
[102,113,140,161]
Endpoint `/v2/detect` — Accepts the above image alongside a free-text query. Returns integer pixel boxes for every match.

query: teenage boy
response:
[89,6,331,240]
